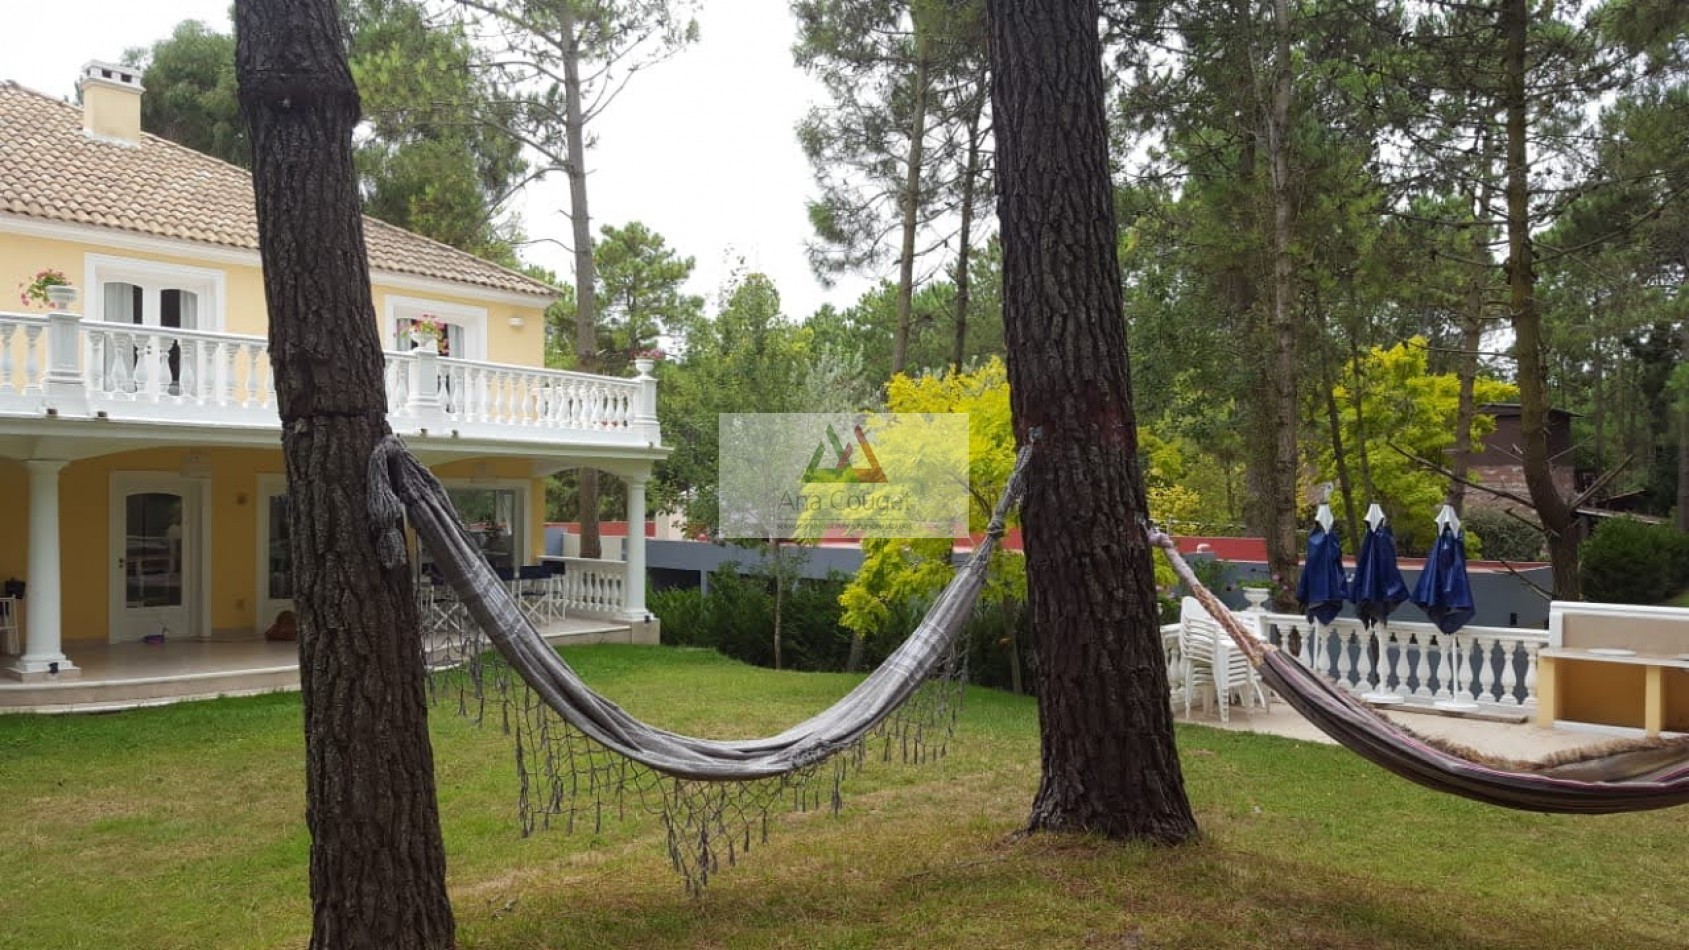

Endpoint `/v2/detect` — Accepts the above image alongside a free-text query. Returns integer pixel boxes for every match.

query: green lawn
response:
[4,645,1688,949]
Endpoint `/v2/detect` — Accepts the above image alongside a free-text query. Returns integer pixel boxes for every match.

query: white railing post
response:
[405,343,446,430]
[42,308,89,415]
[633,360,660,445]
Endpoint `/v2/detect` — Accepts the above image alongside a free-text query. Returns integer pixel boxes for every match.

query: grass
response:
[3,644,1689,949]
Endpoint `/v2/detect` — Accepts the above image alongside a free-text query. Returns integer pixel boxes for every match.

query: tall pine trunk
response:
[235,1,455,946]
[562,3,602,559]
[892,39,931,377]
[952,87,985,374]
[1451,144,1496,516]
[1503,0,1579,597]
[1264,0,1299,608]
[988,0,1196,843]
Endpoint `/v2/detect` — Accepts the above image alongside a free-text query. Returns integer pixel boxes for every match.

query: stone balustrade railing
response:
[1,310,659,447]
[1247,612,1547,709]
[551,556,628,619]
[1163,611,1547,711]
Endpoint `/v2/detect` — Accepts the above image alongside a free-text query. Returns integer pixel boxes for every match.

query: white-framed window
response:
[86,254,226,332]
[383,295,488,362]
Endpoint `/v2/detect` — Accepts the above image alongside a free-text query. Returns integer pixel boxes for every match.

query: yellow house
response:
[0,63,665,686]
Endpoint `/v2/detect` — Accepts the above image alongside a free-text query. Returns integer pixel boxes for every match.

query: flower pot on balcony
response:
[409,332,440,354]
[633,358,655,377]
[45,284,78,311]
[1241,587,1272,612]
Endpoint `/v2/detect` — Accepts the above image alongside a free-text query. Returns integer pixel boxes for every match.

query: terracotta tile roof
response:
[0,81,555,298]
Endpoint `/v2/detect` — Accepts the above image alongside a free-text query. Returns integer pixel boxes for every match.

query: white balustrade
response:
[0,314,48,407]
[2,310,661,445]
[81,321,277,418]
[553,557,629,619]
[1254,613,1548,710]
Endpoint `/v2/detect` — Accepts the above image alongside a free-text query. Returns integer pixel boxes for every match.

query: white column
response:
[620,476,649,622]
[13,459,78,679]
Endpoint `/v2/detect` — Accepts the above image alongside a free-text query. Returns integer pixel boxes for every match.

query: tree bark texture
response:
[234,1,455,946]
[892,40,932,377]
[987,0,1197,843]
[1502,0,1579,597]
[562,2,602,559]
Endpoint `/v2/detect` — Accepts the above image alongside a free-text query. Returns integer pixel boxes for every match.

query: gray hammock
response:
[368,436,1030,888]
[1150,529,1689,814]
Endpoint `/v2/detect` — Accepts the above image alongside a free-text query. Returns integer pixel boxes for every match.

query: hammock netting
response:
[370,437,1023,891]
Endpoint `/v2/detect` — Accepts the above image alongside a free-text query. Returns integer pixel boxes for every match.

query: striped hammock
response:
[1151,530,1689,814]
[368,436,1029,889]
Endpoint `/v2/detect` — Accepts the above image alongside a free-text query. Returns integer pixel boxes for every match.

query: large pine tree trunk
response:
[1502,0,1579,597]
[562,3,602,559]
[987,0,1197,843]
[234,1,455,947]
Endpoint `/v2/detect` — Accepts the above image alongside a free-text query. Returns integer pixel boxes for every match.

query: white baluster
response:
[219,341,237,407]
[1336,629,1355,690]
[1398,632,1425,699]
[1429,632,1452,702]
[0,323,15,393]
[23,324,42,395]
[1473,636,1497,704]
[1523,640,1540,708]
[1384,628,1398,696]
[1498,636,1520,706]
[243,342,262,408]
[88,331,107,394]
[146,333,165,399]
[109,331,131,395]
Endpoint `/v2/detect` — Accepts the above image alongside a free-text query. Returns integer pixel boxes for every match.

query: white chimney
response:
[79,61,145,144]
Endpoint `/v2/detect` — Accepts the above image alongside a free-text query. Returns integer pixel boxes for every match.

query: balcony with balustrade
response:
[0,307,662,455]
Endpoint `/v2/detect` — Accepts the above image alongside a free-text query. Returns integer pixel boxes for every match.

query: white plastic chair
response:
[1179,596,1269,723]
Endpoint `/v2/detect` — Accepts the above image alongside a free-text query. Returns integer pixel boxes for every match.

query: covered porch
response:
[0,613,636,714]
[0,436,663,689]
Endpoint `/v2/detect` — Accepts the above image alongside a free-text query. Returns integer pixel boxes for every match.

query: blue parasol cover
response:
[1351,523,1409,628]
[1413,524,1476,635]
[1296,525,1349,625]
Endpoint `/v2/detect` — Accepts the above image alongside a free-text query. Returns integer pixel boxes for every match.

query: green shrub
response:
[1460,507,1544,562]
[652,568,1040,691]
[1579,518,1689,605]
[652,568,863,671]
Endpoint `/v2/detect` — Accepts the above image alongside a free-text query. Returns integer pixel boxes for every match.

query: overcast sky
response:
[4,0,875,319]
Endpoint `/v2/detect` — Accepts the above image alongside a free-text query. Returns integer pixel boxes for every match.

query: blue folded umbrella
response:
[1413,524,1476,635]
[1296,525,1348,625]
[1351,523,1409,628]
